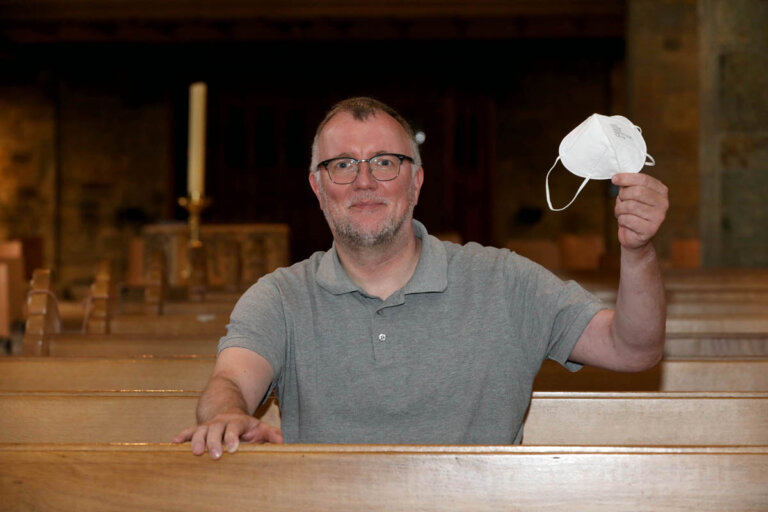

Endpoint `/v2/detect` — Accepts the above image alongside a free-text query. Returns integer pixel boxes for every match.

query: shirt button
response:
[378,333,386,342]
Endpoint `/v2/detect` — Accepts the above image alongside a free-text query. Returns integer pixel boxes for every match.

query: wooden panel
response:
[44,334,219,357]
[0,357,214,391]
[0,392,279,443]
[0,263,9,338]
[534,359,768,392]
[665,333,768,357]
[1,444,766,512]
[108,314,228,336]
[1,392,765,446]
[666,315,768,335]
[22,331,768,358]
[520,392,768,445]
[3,358,767,393]
[0,0,626,21]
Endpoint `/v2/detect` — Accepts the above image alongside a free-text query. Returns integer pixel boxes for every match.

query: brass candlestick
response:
[178,195,212,300]
[178,195,212,247]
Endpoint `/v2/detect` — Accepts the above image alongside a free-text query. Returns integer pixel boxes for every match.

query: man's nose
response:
[353,161,378,189]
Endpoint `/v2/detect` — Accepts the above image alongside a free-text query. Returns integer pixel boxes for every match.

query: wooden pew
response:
[1,391,766,446]
[3,358,768,393]
[533,358,768,391]
[666,315,768,335]
[665,332,768,357]
[22,333,219,357]
[0,262,9,341]
[0,357,214,391]
[23,268,227,355]
[2,444,765,512]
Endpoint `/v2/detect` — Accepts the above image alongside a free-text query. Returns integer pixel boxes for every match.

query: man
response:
[173,97,668,458]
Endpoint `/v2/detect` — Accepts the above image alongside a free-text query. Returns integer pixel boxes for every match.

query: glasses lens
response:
[370,154,401,181]
[328,159,358,184]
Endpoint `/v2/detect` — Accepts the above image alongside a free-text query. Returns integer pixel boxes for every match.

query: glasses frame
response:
[317,153,415,185]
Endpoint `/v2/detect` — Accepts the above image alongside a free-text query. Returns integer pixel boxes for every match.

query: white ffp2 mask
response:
[545,113,655,211]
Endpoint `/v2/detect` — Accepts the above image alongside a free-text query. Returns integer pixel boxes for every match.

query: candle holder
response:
[178,195,212,248]
[178,195,212,300]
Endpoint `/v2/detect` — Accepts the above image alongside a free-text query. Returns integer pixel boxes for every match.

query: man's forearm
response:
[196,375,251,424]
[611,243,666,369]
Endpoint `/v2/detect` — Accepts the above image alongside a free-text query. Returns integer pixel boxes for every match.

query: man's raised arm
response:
[570,172,669,371]
[172,347,283,459]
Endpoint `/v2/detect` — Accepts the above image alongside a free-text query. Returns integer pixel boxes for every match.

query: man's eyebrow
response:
[326,150,394,160]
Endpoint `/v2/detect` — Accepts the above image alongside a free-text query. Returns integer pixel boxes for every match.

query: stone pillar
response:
[700,0,768,267]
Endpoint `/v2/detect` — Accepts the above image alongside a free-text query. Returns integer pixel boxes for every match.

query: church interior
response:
[1,1,767,509]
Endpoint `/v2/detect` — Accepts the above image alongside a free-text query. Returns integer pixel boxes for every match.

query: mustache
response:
[345,195,389,207]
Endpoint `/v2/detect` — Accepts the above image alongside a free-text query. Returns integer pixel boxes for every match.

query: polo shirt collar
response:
[316,219,448,296]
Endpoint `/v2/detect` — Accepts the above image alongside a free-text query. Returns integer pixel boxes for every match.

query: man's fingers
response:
[615,197,657,223]
[265,425,285,444]
[612,172,668,195]
[224,421,245,453]
[171,425,197,444]
[205,422,226,460]
[190,426,208,456]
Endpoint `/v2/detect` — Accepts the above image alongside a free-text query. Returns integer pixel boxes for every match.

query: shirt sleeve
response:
[218,274,287,384]
[506,254,607,372]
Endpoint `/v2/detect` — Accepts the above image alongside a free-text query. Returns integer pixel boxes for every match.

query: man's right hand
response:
[172,413,284,460]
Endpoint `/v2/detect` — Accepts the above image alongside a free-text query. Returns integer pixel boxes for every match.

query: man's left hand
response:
[612,173,669,251]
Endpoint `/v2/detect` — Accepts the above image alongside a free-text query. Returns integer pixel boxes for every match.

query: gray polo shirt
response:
[219,220,604,444]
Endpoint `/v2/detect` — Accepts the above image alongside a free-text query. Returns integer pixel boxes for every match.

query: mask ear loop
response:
[635,125,656,168]
[546,156,591,212]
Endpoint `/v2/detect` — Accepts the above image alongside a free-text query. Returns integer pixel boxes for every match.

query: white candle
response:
[187,82,207,199]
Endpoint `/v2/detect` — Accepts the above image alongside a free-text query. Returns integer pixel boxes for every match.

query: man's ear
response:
[412,166,424,204]
[308,171,323,206]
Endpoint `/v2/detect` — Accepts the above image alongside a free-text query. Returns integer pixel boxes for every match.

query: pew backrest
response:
[22,269,61,355]
[1,444,766,511]
[1,391,765,446]
[4,358,767,393]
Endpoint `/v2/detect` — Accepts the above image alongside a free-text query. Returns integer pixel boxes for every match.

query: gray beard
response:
[319,182,417,250]
[329,209,410,249]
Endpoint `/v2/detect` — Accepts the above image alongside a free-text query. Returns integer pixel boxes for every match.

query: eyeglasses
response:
[317,153,415,185]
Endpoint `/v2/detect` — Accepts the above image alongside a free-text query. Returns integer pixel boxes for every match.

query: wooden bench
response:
[0,357,214,391]
[534,358,768,391]
[1,444,766,511]
[21,333,219,357]
[666,315,768,334]
[3,358,767,393]
[1,391,765,446]
[665,332,768,357]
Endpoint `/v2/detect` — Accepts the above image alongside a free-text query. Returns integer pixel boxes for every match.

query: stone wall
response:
[57,81,171,292]
[0,79,57,269]
[700,0,768,266]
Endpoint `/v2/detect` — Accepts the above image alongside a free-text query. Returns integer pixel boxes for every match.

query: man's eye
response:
[332,160,354,171]
[375,157,394,167]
